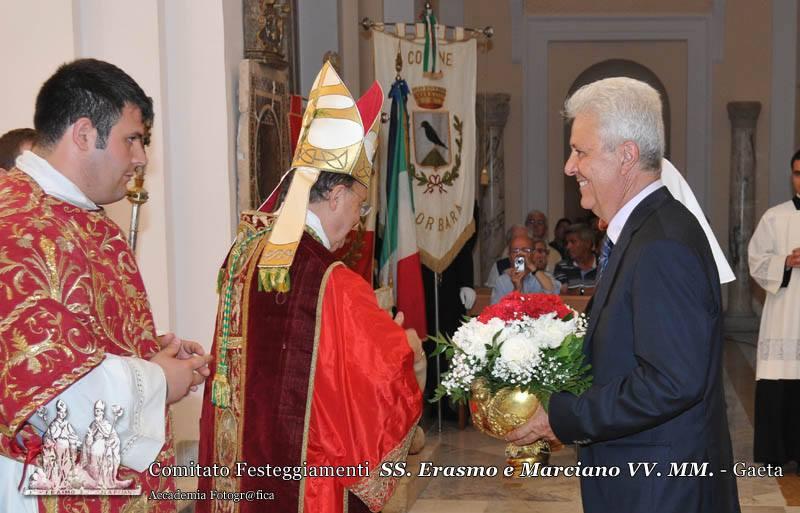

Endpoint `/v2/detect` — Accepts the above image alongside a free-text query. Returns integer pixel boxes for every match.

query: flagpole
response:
[433,271,442,433]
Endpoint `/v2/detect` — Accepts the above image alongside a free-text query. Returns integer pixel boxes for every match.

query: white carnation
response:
[529,313,577,349]
[452,317,505,360]
[499,332,540,372]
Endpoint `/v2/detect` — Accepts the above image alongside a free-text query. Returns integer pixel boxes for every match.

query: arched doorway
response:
[562,59,671,222]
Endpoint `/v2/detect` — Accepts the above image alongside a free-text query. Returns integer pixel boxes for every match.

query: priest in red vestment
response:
[0,59,211,513]
[197,62,425,513]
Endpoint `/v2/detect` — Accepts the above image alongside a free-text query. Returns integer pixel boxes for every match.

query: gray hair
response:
[565,223,595,243]
[564,77,664,172]
[277,170,357,206]
[505,224,533,244]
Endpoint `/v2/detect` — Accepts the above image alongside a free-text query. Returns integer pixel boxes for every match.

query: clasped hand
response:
[150,333,212,404]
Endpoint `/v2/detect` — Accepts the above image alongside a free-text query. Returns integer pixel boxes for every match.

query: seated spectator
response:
[549,217,571,260]
[554,223,597,294]
[525,209,561,272]
[0,128,37,171]
[484,224,530,288]
[491,234,561,304]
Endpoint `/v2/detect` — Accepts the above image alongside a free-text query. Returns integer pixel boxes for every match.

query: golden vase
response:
[469,378,550,475]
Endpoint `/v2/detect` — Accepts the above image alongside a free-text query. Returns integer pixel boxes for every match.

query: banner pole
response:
[434,271,442,432]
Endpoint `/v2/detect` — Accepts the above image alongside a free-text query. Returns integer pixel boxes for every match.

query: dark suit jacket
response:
[549,187,740,513]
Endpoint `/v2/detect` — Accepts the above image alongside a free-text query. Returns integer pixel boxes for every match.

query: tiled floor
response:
[409,340,800,513]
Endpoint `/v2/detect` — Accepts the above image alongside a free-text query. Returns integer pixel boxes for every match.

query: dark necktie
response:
[597,235,614,283]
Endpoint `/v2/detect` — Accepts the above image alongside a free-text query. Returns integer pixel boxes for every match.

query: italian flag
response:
[379,79,428,337]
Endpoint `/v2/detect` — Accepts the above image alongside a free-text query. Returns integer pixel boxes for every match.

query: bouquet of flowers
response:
[431,292,592,409]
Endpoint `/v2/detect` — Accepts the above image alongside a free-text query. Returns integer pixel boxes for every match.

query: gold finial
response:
[395,51,403,80]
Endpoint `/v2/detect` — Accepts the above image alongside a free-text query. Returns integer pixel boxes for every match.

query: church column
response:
[724,101,761,332]
[476,93,510,285]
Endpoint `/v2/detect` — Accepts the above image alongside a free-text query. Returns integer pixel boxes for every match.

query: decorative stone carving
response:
[724,101,761,332]
[243,0,300,92]
[476,93,510,285]
[237,60,291,212]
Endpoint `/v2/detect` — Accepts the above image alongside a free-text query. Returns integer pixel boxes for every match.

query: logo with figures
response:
[23,399,141,496]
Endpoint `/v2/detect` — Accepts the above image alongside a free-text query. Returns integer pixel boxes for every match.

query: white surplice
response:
[748,198,800,380]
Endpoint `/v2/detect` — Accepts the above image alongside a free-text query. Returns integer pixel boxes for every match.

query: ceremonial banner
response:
[378,78,428,338]
[373,28,476,273]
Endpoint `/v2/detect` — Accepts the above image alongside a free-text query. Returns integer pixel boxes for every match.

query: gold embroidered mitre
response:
[256,61,383,292]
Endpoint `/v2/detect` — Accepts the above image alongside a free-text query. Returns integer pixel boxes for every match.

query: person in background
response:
[490,234,561,304]
[747,149,800,470]
[525,209,561,272]
[0,127,37,170]
[550,217,572,260]
[554,223,597,294]
[484,224,530,288]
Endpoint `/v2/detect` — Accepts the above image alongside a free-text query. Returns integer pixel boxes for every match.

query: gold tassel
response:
[258,267,291,293]
[211,370,230,409]
[216,268,225,294]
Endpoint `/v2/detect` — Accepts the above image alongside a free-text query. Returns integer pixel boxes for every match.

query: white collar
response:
[305,210,331,250]
[606,179,664,244]
[15,150,98,210]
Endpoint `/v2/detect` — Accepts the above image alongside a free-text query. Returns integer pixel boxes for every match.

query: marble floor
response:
[410,341,800,513]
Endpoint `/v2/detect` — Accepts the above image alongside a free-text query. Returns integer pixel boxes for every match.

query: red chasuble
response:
[197,213,422,513]
[0,170,175,513]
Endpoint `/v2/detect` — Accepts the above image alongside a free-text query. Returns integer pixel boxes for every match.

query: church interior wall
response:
[524,0,714,15]
[463,0,524,237]
[712,0,773,308]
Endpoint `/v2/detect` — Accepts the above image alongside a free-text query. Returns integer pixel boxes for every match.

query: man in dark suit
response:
[507,77,740,513]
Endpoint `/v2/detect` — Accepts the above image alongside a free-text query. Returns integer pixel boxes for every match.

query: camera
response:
[514,256,526,273]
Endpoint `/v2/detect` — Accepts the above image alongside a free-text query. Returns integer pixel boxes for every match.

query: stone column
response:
[724,101,761,332]
[476,93,510,285]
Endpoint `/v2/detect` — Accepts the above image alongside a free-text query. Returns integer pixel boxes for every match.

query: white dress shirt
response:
[606,179,665,245]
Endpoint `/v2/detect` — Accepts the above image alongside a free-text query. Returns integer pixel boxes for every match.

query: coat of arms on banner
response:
[373,29,476,273]
[23,399,141,496]
[410,86,464,194]
[413,110,450,168]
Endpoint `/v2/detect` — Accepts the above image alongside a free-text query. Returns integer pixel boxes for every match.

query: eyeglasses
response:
[511,247,548,255]
[344,186,372,218]
[526,219,546,226]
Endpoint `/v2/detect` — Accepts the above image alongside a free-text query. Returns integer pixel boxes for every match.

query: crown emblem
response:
[412,86,447,109]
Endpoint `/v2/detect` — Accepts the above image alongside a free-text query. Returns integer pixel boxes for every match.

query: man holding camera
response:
[490,233,561,304]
